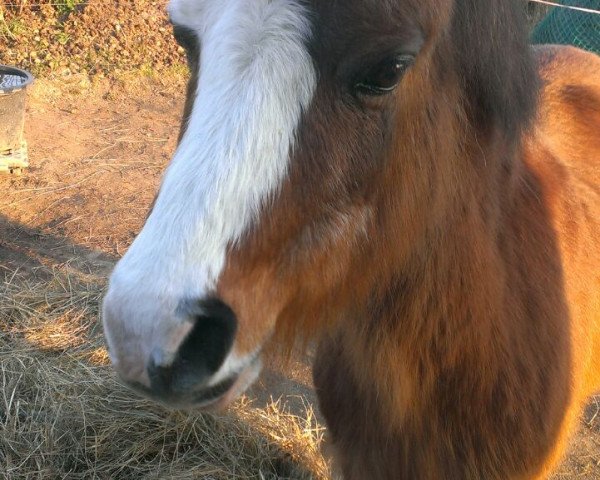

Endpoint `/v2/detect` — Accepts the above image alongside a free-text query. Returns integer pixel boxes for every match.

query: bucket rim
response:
[0,65,34,95]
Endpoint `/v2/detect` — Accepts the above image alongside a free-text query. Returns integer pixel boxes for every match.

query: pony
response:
[102,0,600,478]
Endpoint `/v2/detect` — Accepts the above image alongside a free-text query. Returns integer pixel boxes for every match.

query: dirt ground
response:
[0,75,598,478]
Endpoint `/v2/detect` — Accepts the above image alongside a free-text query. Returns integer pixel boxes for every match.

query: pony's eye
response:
[354,55,414,96]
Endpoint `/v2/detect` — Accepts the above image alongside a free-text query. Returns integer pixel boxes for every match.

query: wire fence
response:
[531,0,600,53]
[529,0,600,14]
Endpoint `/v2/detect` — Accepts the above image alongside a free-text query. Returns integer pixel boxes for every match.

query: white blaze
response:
[103,0,316,383]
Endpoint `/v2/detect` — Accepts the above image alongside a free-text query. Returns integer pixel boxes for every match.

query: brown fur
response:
[172,1,600,478]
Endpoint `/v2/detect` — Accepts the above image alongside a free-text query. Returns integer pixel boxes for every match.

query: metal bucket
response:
[0,65,34,154]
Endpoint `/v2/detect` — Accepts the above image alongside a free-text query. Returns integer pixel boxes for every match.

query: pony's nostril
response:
[178,298,238,374]
[147,358,174,396]
[148,298,238,396]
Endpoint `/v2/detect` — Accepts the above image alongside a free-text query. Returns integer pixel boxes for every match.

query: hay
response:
[0,268,330,479]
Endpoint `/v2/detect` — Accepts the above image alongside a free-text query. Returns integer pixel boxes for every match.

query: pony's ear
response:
[449,0,539,138]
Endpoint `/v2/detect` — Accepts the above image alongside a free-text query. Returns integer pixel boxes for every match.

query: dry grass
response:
[0,267,330,480]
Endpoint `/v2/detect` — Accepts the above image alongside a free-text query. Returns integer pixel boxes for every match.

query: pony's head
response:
[102,0,535,409]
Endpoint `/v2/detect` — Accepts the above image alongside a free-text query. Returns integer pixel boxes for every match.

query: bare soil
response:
[1,0,185,77]
[0,75,598,479]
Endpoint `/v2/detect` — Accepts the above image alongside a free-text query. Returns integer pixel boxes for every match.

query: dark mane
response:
[449,0,539,138]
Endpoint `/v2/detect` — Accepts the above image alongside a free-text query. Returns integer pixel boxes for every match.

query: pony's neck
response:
[345,127,527,412]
